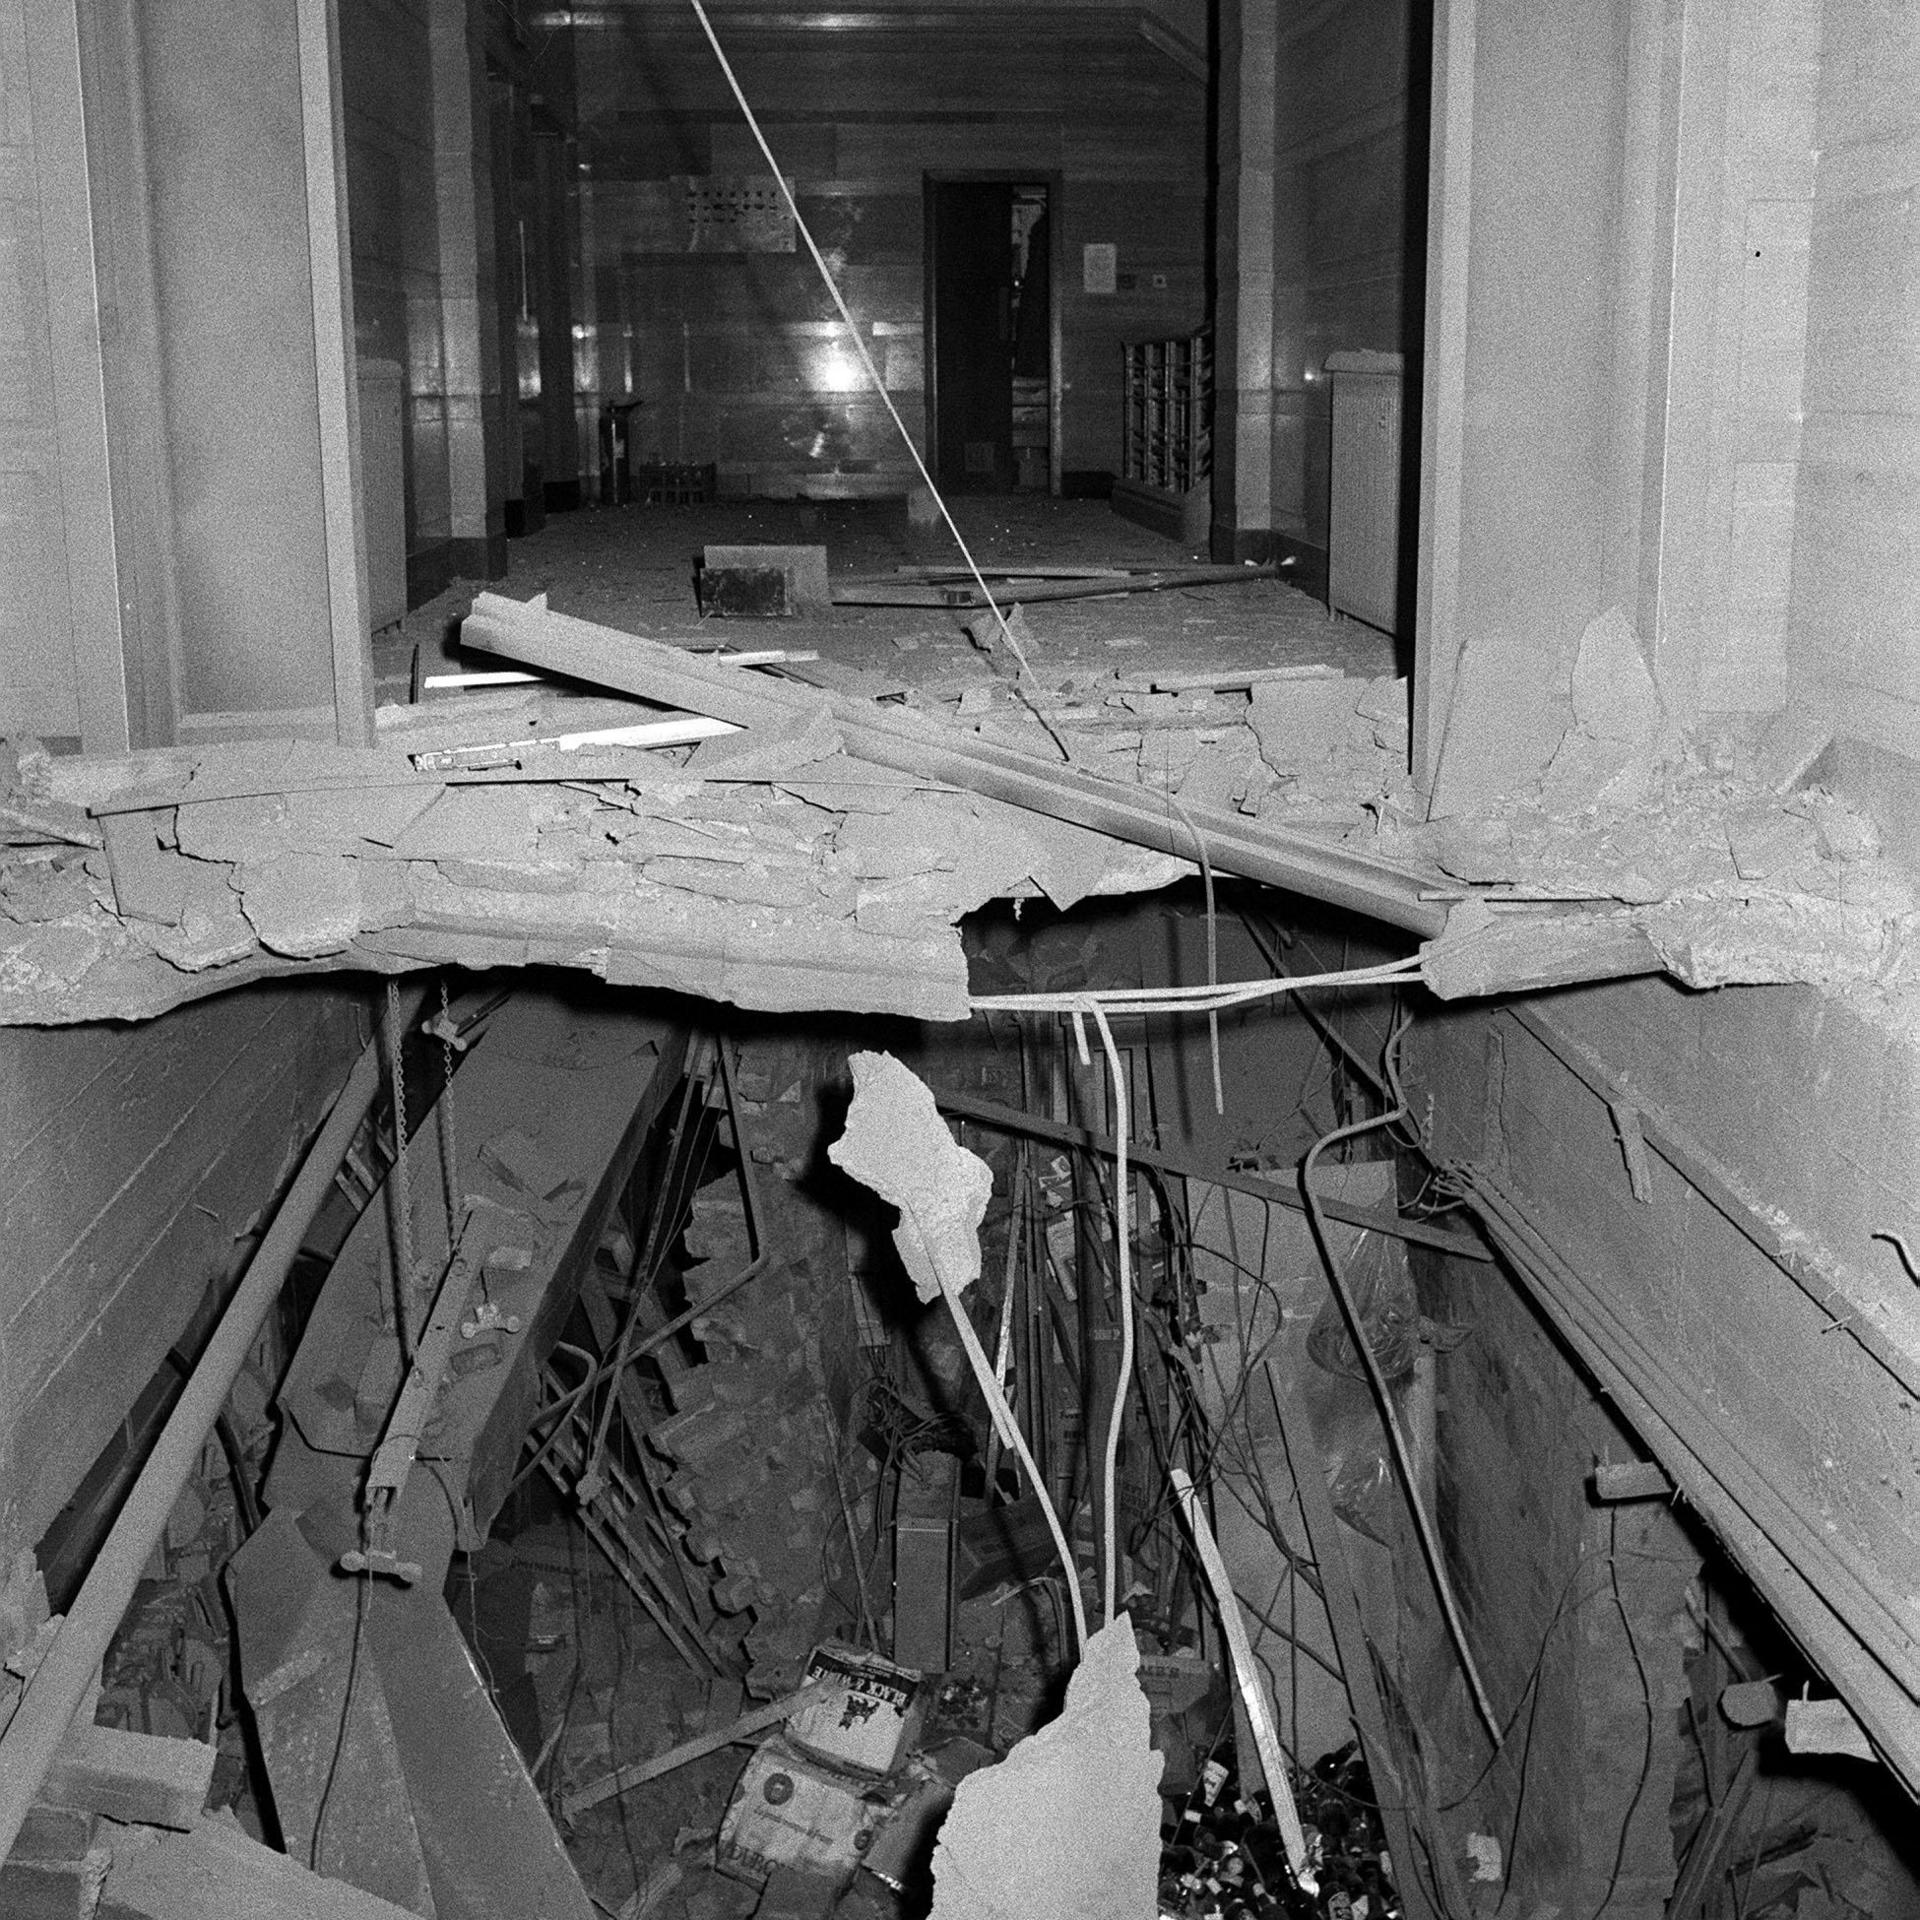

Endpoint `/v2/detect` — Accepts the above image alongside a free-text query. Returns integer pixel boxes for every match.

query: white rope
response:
[685,0,1041,694]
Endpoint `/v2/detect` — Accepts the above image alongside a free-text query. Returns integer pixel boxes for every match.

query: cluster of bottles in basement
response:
[1159,1742,1402,1920]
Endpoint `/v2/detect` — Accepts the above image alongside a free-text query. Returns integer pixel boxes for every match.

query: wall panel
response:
[0,984,366,1563]
[1789,2,1920,763]
[579,9,1207,495]
[0,1,86,744]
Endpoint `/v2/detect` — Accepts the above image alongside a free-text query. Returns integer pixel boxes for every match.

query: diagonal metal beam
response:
[460,593,1450,938]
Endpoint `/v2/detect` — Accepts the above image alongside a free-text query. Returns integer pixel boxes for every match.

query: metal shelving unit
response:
[1121,331,1212,495]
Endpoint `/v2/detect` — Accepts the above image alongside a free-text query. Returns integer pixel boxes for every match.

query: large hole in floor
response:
[34,888,1920,1920]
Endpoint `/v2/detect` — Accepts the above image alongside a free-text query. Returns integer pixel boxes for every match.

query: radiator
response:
[1325,350,1404,635]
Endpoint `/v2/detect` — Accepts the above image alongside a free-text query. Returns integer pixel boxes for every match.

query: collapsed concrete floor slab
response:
[3,502,1917,1037]
[6,863,1918,1920]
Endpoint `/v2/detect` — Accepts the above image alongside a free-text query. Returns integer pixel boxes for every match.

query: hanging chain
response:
[384,980,418,1353]
[436,976,461,1252]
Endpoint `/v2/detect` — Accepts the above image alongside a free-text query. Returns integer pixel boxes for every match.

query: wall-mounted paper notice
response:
[1082,243,1118,295]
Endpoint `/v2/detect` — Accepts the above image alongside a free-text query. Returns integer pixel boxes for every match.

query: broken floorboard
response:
[100,1814,425,1920]
[829,561,1282,608]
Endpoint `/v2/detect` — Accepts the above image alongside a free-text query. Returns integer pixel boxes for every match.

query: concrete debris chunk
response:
[829,1051,993,1303]
[1421,897,1665,1000]
[0,854,97,924]
[1171,730,1261,815]
[100,813,189,925]
[171,784,439,862]
[1541,607,1671,811]
[928,1615,1163,1920]
[91,740,433,815]
[1247,674,1355,775]
[1752,707,1833,794]
[102,1811,425,1919]
[961,603,1039,660]
[41,1722,215,1830]
[1797,788,1881,863]
[776,754,952,815]
[641,858,817,908]
[236,854,361,958]
[1727,809,1819,881]
[1570,607,1664,745]
[834,794,967,881]
[685,703,839,779]
[1539,731,1652,814]
[391,787,541,862]
[436,857,583,895]
[136,862,256,973]
[0,795,99,848]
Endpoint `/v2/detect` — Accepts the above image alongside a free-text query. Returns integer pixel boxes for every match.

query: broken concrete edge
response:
[39,1723,215,1832]
[928,1615,1163,1920]
[11,584,1913,1023]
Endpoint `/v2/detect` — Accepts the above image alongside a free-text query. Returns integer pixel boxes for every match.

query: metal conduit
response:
[0,988,425,1868]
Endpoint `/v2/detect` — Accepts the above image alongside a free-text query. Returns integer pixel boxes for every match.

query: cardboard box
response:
[717,1735,892,1890]
[785,1642,925,1779]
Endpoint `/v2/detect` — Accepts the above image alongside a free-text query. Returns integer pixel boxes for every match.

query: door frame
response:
[922,170,1064,496]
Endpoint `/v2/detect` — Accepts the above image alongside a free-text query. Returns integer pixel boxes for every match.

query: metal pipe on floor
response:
[0,989,424,1869]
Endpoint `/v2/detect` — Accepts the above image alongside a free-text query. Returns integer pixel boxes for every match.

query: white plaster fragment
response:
[928,1615,1163,1920]
[829,1050,992,1304]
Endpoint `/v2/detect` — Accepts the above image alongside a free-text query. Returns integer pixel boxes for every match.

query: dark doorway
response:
[926,180,1052,493]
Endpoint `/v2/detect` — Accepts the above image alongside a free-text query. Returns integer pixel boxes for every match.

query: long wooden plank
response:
[460,594,1449,937]
[1169,1467,1310,1879]
[830,563,1280,608]
[563,1681,832,1818]
[1261,1361,1467,1920]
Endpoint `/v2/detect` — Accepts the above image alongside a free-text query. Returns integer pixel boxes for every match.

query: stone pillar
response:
[429,0,506,580]
[128,0,372,742]
[1210,0,1277,562]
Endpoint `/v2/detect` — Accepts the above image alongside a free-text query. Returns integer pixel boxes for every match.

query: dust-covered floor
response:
[379,494,1400,702]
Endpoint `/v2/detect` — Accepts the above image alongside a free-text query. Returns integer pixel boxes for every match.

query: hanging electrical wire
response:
[382,980,417,1357]
[435,976,461,1250]
[969,952,1423,1021]
[1165,788,1225,1117]
[1298,1018,1502,1744]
